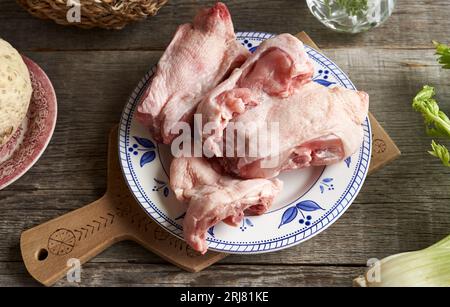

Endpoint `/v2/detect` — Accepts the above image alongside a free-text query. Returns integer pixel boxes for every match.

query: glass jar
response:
[306,0,396,33]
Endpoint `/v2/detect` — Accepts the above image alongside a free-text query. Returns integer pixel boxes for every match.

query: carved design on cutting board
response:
[129,211,152,233]
[153,227,202,258]
[154,227,170,241]
[73,213,115,242]
[371,133,388,158]
[373,138,387,154]
[48,229,76,256]
[115,203,131,217]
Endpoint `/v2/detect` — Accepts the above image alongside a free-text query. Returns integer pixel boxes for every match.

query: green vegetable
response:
[433,40,450,69]
[412,85,450,166]
[429,140,450,167]
[412,41,450,166]
[412,85,450,138]
[325,0,368,16]
[354,235,450,287]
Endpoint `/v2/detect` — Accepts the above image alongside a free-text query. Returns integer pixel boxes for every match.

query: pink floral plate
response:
[0,56,57,190]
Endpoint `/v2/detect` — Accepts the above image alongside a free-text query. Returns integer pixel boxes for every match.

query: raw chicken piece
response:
[170,157,283,254]
[217,82,368,178]
[197,34,369,178]
[197,33,314,155]
[136,2,250,144]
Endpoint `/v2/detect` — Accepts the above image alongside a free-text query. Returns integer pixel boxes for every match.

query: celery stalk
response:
[354,234,450,287]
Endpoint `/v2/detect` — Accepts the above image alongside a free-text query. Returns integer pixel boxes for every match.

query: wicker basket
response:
[16,0,168,29]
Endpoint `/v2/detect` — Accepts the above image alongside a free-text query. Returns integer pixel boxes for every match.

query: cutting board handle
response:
[21,189,226,286]
[20,194,124,286]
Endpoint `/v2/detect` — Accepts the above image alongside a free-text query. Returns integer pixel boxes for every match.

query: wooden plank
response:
[0,0,449,51]
[0,262,365,287]
[1,190,448,266]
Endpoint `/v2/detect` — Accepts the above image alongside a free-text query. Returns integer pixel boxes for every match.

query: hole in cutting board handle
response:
[36,248,48,261]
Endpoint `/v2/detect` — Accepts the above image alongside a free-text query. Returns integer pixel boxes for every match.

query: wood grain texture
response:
[0,262,365,287]
[0,0,449,287]
[1,1,450,51]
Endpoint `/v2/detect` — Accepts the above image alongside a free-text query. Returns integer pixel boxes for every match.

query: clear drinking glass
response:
[306,0,396,33]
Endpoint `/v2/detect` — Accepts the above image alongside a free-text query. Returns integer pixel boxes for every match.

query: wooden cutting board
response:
[20,32,400,287]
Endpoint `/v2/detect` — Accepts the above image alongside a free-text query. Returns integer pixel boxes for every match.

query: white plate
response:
[119,32,371,254]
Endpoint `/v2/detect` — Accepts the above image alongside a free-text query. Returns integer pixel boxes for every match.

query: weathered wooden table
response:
[1,0,449,287]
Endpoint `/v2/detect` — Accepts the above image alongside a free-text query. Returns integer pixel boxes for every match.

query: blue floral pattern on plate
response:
[130,136,156,167]
[279,200,324,228]
[313,69,336,87]
[152,178,169,197]
[319,178,334,194]
[345,156,352,168]
[240,218,254,232]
